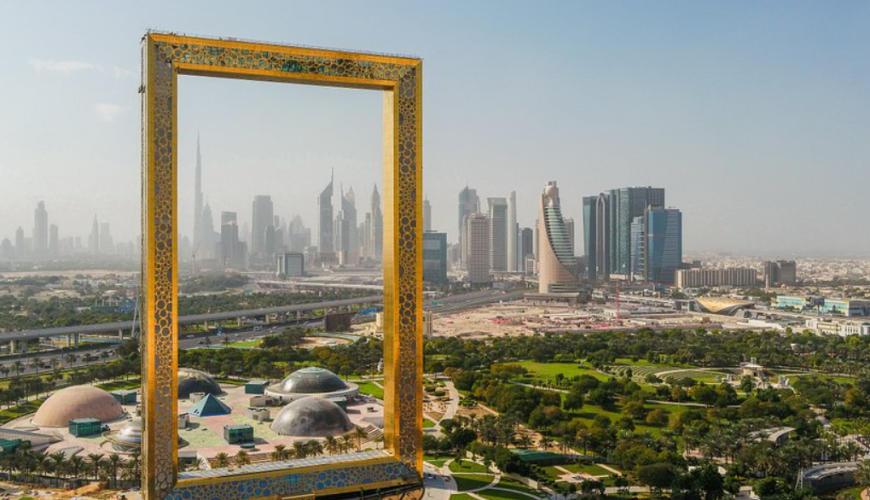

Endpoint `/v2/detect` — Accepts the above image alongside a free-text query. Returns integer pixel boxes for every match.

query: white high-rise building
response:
[466,213,490,284]
[423,198,432,232]
[507,191,517,272]
[487,197,508,272]
[537,182,579,294]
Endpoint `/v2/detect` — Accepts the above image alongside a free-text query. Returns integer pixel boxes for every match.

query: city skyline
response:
[1,2,869,257]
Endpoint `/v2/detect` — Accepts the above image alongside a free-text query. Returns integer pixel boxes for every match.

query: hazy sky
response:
[1,1,868,256]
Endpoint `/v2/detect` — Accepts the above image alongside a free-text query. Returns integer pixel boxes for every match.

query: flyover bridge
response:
[0,295,384,347]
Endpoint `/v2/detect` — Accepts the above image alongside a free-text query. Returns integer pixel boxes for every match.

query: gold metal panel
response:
[141,32,422,500]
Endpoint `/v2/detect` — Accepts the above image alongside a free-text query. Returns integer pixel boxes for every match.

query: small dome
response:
[278,367,348,394]
[33,386,124,427]
[110,418,143,451]
[270,397,354,437]
[178,368,222,399]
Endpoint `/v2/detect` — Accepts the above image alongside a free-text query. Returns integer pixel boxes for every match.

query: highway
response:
[0,295,384,343]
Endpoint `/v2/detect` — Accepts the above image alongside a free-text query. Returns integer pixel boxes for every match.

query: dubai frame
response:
[140,32,423,500]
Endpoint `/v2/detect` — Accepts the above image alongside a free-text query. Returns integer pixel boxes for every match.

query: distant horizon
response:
[1,1,868,256]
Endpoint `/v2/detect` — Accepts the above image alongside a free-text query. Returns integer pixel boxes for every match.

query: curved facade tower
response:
[538,181,579,293]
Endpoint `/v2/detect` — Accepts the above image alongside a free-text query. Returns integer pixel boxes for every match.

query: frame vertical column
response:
[141,36,179,500]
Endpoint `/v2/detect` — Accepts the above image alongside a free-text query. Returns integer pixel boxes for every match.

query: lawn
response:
[214,377,248,386]
[567,400,688,437]
[561,463,613,476]
[540,466,566,480]
[478,488,540,500]
[787,373,858,386]
[357,381,384,399]
[495,479,545,498]
[448,494,477,500]
[0,398,45,425]
[423,418,437,429]
[96,378,142,391]
[426,458,450,467]
[516,361,611,383]
[449,460,489,474]
[452,474,495,492]
[227,340,261,349]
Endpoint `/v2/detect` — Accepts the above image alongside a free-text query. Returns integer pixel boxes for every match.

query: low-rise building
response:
[775,295,824,312]
[224,424,254,444]
[675,268,757,288]
[805,318,870,336]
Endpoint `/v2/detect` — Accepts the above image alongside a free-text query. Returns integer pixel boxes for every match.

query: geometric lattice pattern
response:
[141,32,423,500]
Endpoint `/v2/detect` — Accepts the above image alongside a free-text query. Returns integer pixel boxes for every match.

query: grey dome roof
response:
[110,418,143,451]
[178,368,222,398]
[278,367,347,394]
[270,397,354,437]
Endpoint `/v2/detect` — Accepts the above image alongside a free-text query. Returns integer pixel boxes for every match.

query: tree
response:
[87,453,104,480]
[213,453,230,468]
[564,385,585,411]
[645,408,669,427]
[106,453,123,488]
[856,459,870,489]
[354,427,368,451]
[235,450,251,466]
[325,435,339,455]
[636,463,677,493]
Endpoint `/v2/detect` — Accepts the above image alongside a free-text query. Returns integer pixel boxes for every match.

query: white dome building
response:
[265,367,358,403]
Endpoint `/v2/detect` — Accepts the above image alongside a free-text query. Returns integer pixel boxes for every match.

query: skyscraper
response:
[423,198,432,232]
[370,185,383,264]
[318,172,334,256]
[33,201,48,258]
[457,186,480,267]
[582,196,597,281]
[487,197,508,272]
[519,227,533,272]
[88,217,99,255]
[100,222,113,255]
[630,206,682,284]
[49,224,59,256]
[336,186,358,265]
[14,227,24,257]
[219,211,246,269]
[466,213,490,284]
[193,133,204,257]
[507,191,517,272]
[251,195,274,259]
[537,182,579,294]
[423,231,448,285]
[608,187,665,277]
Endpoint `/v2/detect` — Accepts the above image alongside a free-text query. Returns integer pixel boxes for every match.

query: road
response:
[0,344,119,378]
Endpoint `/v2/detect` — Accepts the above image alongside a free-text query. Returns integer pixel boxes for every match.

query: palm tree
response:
[855,460,870,489]
[213,452,230,469]
[0,365,8,378]
[106,453,123,488]
[49,451,67,484]
[271,444,289,462]
[325,436,339,455]
[518,434,534,449]
[235,451,251,467]
[68,456,85,486]
[293,441,308,459]
[12,361,23,377]
[306,440,324,458]
[87,453,104,480]
[354,427,368,451]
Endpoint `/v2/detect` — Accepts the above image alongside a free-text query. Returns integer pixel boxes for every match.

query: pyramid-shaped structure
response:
[188,393,231,417]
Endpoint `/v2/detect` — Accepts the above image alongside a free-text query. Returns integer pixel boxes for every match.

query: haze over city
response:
[1,1,869,256]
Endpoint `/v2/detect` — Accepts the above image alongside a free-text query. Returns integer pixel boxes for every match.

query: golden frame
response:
[140,32,423,500]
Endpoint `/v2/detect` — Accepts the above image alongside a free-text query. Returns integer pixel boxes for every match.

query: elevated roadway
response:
[0,295,384,343]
